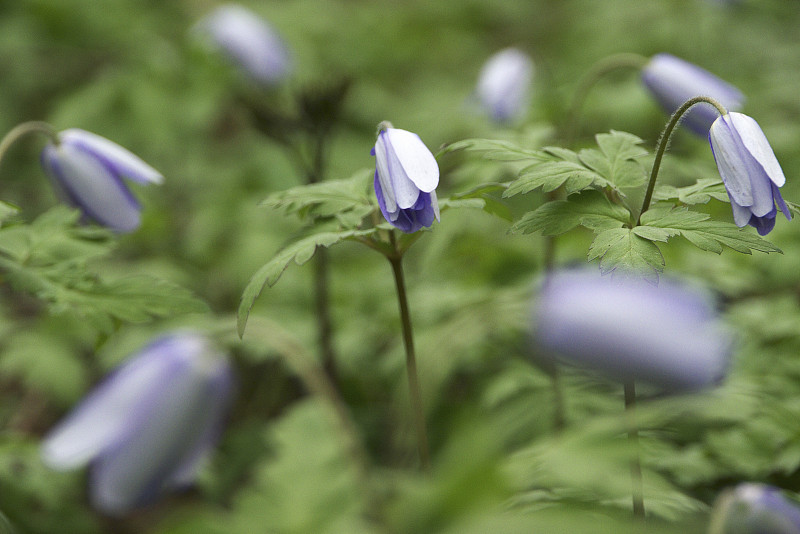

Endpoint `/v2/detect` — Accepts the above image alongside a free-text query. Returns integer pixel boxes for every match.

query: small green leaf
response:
[653,178,729,205]
[262,169,374,227]
[588,227,664,281]
[640,203,782,255]
[238,228,377,337]
[443,182,512,220]
[510,190,630,236]
[438,138,544,161]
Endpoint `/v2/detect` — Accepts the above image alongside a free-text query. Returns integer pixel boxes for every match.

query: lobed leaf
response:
[509,190,630,236]
[588,227,664,282]
[653,178,729,205]
[438,138,544,161]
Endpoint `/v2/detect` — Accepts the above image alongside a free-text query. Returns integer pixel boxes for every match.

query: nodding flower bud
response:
[642,53,744,135]
[41,332,234,515]
[40,129,163,233]
[475,47,534,123]
[371,125,440,233]
[708,112,791,236]
[533,269,732,392]
[709,483,800,534]
[196,4,291,86]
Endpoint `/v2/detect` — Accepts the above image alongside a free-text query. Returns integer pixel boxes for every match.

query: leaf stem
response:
[388,231,430,469]
[0,121,58,170]
[563,53,649,144]
[624,380,645,518]
[637,96,728,224]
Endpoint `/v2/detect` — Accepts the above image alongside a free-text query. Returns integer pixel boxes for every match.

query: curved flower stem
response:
[388,231,430,469]
[563,53,648,145]
[624,380,645,518]
[637,96,728,224]
[0,121,58,169]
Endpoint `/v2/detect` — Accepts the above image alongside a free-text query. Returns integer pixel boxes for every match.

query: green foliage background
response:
[0,0,799,532]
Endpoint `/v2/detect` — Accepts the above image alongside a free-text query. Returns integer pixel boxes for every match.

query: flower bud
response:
[642,53,744,135]
[475,48,534,123]
[197,4,291,85]
[40,129,163,233]
[533,270,732,392]
[708,112,791,235]
[371,125,440,233]
[41,332,234,515]
[709,483,800,534]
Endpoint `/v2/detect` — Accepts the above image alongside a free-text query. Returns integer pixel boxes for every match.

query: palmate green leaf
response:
[653,178,729,205]
[238,228,377,337]
[588,227,665,281]
[262,169,374,227]
[504,130,647,199]
[442,182,512,221]
[639,203,782,255]
[509,190,630,236]
[439,138,545,161]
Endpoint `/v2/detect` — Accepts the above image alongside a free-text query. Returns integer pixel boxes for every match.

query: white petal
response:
[430,190,440,222]
[384,128,439,193]
[375,131,420,210]
[729,198,753,227]
[709,115,754,206]
[61,129,163,185]
[41,350,171,470]
[727,112,786,187]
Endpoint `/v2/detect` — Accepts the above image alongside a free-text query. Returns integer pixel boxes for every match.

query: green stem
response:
[0,121,58,169]
[637,96,728,224]
[563,53,648,144]
[388,231,430,469]
[624,380,645,518]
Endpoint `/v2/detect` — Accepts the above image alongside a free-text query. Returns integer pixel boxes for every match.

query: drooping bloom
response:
[196,4,291,85]
[709,112,791,235]
[709,483,800,534]
[40,129,163,233]
[533,269,731,392]
[372,125,440,233]
[41,332,234,515]
[475,47,534,123]
[642,53,744,135]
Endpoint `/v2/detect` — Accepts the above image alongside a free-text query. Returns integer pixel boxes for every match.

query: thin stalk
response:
[0,121,58,168]
[388,231,430,469]
[624,380,645,518]
[563,53,648,145]
[550,364,566,432]
[637,95,728,224]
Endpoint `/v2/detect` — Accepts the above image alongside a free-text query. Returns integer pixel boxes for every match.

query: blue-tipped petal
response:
[60,129,163,185]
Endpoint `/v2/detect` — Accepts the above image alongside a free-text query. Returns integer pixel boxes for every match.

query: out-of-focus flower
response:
[40,129,163,233]
[474,47,534,123]
[533,269,731,392]
[642,53,744,135]
[708,483,800,534]
[371,125,440,233]
[197,4,291,85]
[41,332,234,515]
[709,112,791,235]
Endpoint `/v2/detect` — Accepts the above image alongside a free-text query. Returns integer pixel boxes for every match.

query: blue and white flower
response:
[372,125,440,233]
[709,112,791,235]
[197,4,291,85]
[41,129,163,233]
[709,483,800,534]
[533,269,732,392]
[642,53,744,135]
[41,332,234,515]
[475,48,534,123]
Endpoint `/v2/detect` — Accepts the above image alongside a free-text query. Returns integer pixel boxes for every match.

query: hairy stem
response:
[637,95,728,224]
[388,232,430,469]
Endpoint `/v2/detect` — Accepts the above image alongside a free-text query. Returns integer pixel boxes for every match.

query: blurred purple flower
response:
[709,483,800,534]
[709,112,791,235]
[197,4,291,85]
[642,53,744,135]
[41,332,234,515]
[371,125,440,233]
[533,269,731,392]
[40,129,163,233]
[475,48,534,123]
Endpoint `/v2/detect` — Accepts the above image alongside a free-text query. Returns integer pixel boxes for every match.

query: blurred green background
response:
[1,0,800,532]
